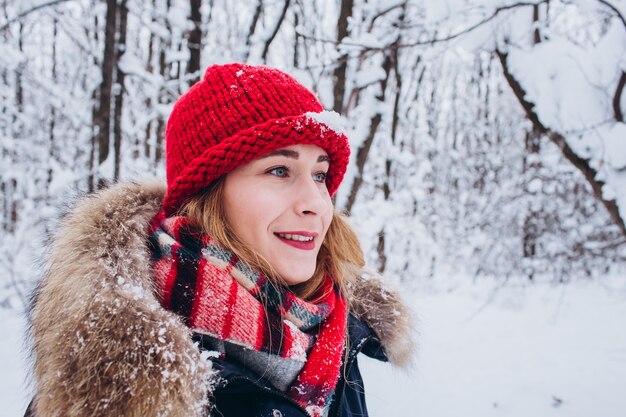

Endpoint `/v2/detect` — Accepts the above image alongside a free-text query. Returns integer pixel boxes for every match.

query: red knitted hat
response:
[162,63,350,214]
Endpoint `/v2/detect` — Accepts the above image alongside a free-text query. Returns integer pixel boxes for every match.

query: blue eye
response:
[313,172,327,183]
[268,167,288,177]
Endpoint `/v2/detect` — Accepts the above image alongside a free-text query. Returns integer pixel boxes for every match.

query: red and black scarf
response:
[149,212,347,417]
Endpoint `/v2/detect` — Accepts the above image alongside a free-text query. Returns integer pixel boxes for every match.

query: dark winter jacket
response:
[205,313,388,417]
[26,182,414,417]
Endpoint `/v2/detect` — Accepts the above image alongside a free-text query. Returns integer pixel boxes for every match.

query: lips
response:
[274,231,317,250]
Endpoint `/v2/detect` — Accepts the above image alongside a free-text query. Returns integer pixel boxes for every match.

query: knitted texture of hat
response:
[163,63,350,214]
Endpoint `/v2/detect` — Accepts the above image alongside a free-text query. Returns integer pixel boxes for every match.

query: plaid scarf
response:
[149,212,347,417]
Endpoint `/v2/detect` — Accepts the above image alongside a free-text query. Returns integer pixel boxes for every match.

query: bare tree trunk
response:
[293,9,299,67]
[244,0,263,61]
[48,17,58,188]
[344,56,392,214]
[93,0,118,189]
[88,6,99,191]
[261,0,290,63]
[522,129,541,281]
[16,22,23,113]
[154,0,171,170]
[141,0,169,171]
[143,0,158,163]
[187,0,202,84]
[5,179,17,234]
[333,0,353,114]
[1,182,5,233]
[141,2,155,161]
[613,71,625,122]
[8,22,25,231]
[532,4,541,44]
[521,4,544,280]
[113,0,128,181]
[382,9,405,201]
[379,5,406,273]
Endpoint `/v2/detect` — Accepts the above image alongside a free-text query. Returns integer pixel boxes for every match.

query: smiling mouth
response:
[274,232,317,250]
[275,233,313,242]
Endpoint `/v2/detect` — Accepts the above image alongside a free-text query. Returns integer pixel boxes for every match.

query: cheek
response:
[223,180,275,242]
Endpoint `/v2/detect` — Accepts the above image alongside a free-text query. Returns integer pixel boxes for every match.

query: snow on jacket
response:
[26,182,414,417]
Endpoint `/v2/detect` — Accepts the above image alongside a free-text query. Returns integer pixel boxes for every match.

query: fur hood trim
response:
[29,182,414,416]
[350,271,415,368]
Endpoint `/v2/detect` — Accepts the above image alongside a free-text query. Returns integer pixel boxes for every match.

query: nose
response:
[293,175,330,216]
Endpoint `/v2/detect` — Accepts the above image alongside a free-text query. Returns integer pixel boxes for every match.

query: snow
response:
[0,43,26,70]
[353,67,388,89]
[361,279,626,417]
[167,4,191,32]
[2,0,626,414]
[507,38,617,133]
[0,311,31,417]
[118,52,161,93]
[601,123,626,170]
[338,33,386,56]
[586,121,626,217]
[5,279,626,417]
[15,0,51,14]
[306,111,347,136]
[503,14,626,224]
[166,49,191,64]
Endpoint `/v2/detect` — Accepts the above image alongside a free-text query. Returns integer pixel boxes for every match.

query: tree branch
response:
[344,53,393,214]
[404,1,547,46]
[613,70,625,122]
[187,0,202,84]
[261,0,290,62]
[333,0,353,113]
[597,0,626,28]
[0,0,71,31]
[244,0,263,61]
[368,1,405,33]
[496,49,626,237]
[297,1,547,51]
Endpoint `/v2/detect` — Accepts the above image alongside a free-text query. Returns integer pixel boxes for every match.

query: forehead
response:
[260,144,329,162]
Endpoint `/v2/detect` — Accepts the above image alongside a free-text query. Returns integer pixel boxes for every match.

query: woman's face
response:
[222,144,334,285]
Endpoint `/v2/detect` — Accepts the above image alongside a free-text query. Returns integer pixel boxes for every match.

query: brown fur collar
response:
[28,182,414,417]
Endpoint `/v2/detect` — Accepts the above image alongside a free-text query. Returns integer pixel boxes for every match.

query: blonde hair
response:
[178,177,364,301]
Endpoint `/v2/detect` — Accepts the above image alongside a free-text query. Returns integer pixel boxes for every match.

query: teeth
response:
[276,233,314,242]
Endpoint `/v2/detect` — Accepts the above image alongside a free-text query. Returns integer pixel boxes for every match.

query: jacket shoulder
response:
[28,182,217,417]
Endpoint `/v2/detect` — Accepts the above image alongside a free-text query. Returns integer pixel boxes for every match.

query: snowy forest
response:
[1,0,626,416]
[2,0,625,308]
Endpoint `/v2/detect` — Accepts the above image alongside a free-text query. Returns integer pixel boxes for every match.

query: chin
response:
[279,265,316,286]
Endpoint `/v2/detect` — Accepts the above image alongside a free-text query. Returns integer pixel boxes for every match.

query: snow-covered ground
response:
[1,309,31,417]
[363,279,626,417]
[3,279,626,417]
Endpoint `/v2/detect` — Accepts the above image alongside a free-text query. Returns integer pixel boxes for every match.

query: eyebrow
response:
[260,149,330,163]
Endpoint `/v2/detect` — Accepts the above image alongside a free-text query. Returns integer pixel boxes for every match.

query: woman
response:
[27,63,414,417]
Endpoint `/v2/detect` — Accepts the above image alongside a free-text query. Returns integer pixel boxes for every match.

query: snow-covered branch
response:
[497,49,626,237]
[0,0,71,31]
[597,0,626,28]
